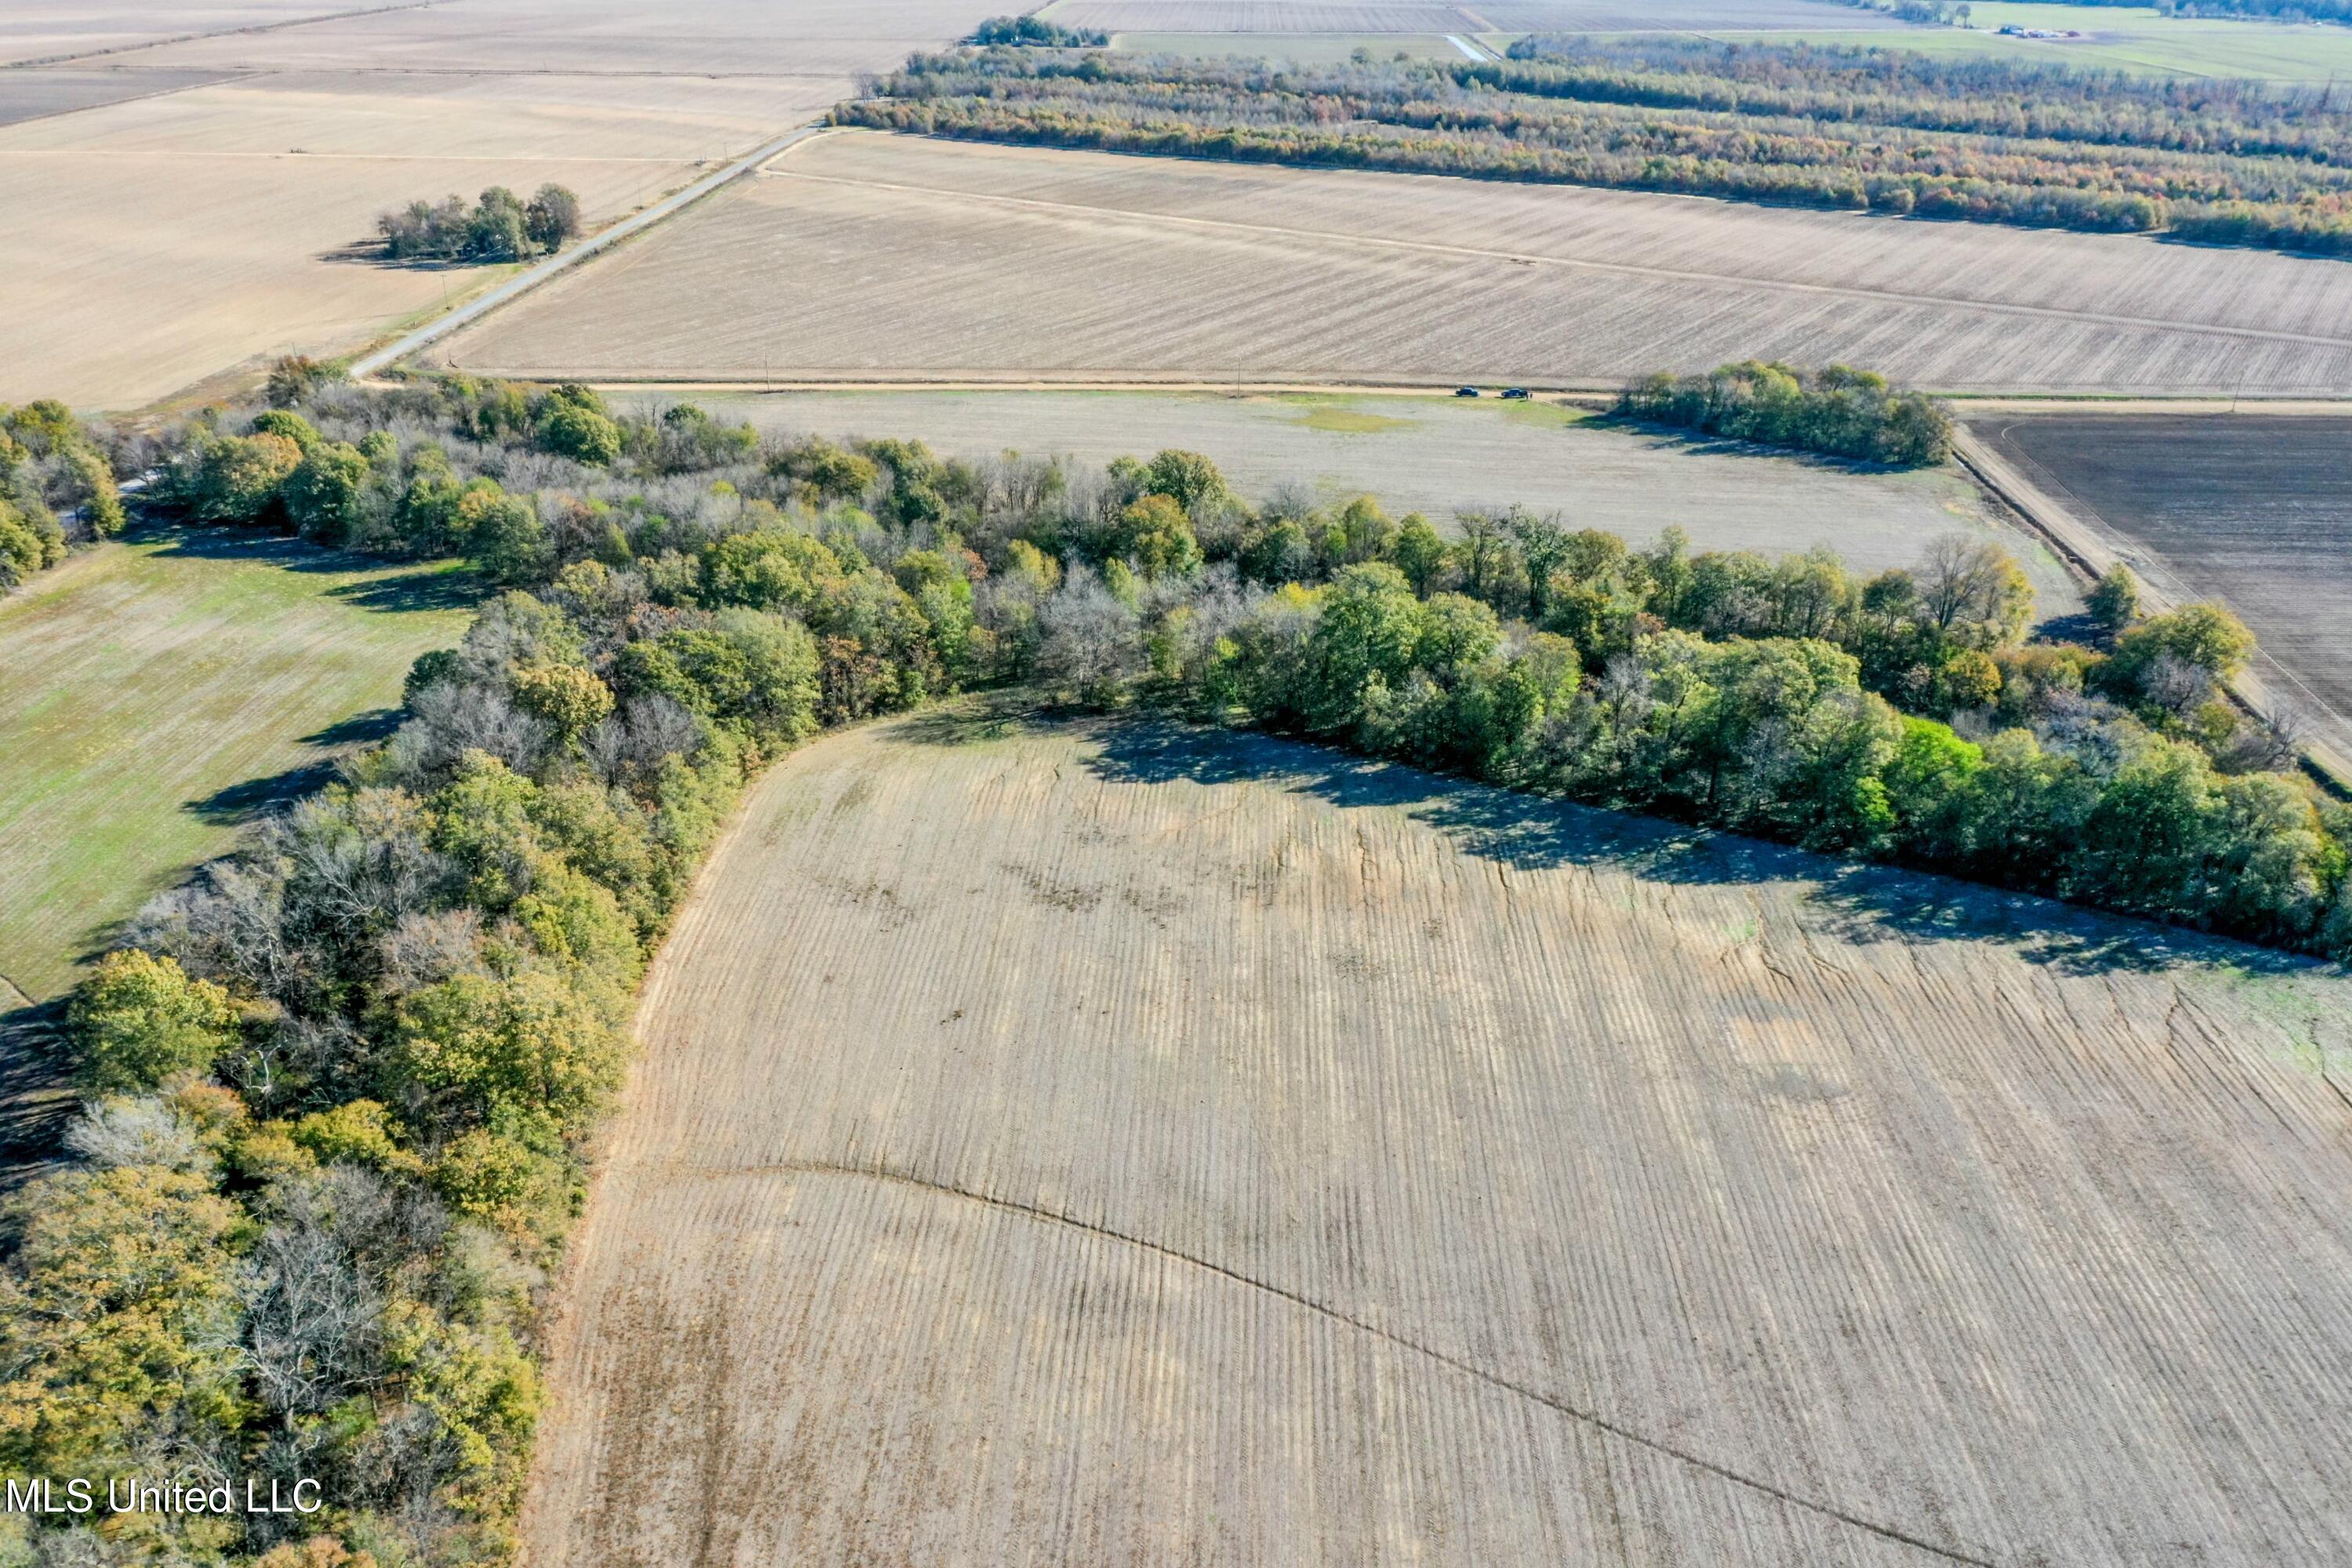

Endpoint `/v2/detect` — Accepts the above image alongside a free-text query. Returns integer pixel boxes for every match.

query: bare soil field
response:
[0,1,355,65]
[665,388,2082,608]
[1972,412,2352,766]
[1047,0,1909,30]
[0,0,1001,408]
[97,0,1003,75]
[0,66,238,125]
[439,132,2352,397]
[528,706,2352,1566]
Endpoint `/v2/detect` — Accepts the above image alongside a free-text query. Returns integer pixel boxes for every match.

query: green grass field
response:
[1716,3,2352,81]
[0,530,473,1004]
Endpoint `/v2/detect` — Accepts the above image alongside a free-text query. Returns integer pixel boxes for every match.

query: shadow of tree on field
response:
[1587,416,1921,477]
[142,524,481,612]
[301,707,405,749]
[328,566,479,615]
[1063,713,2327,984]
[187,758,347,826]
[887,691,1055,748]
[0,996,76,1226]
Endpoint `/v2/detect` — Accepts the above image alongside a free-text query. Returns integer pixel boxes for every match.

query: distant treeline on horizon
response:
[839,38,2352,256]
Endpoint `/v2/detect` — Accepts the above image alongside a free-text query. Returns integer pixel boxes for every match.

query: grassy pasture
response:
[525,707,2352,1564]
[0,530,472,1004]
[438,132,2352,397]
[1718,2,2352,81]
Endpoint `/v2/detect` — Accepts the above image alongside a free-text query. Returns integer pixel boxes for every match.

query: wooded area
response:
[5,372,2345,1566]
[840,42,2352,252]
[0,401,122,593]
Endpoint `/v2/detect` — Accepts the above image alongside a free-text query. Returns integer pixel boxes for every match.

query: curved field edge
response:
[522,704,2352,1566]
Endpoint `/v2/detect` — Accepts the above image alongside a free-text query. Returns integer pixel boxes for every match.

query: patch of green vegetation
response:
[0,532,474,1000]
[1498,398,1588,430]
[1294,404,1418,434]
[1724,2,2352,82]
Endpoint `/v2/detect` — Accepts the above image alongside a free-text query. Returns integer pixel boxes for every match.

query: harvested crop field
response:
[0,1,341,66]
[1971,412,2352,765]
[530,706,2352,1566]
[662,388,2082,608]
[0,0,1003,408]
[0,66,237,125]
[439,132,2352,397]
[0,530,472,1004]
[1109,31,1477,60]
[1044,0,1908,30]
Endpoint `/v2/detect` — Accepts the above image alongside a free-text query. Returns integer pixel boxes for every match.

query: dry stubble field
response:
[0,0,1002,407]
[441,132,2352,396]
[528,707,2352,1567]
[1040,0,1911,30]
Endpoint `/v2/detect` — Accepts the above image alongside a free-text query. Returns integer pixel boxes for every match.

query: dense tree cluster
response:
[0,399,126,593]
[1496,34,2352,160]
[375,184,583,264]
[966,13,1108,45]
[838,46,2352,253]
[1616,361,1954,466]
[9,374,2345,1565]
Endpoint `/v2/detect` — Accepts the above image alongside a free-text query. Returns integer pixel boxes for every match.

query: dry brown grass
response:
[440,131,2352,396]
[526,707,2352,1567]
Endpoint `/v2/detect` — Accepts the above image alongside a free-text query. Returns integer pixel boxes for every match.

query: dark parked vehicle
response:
[1502,387,1531,400]
[1455,385,1481,397]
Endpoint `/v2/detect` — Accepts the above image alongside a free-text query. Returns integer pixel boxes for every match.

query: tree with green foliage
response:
[537,385,622,466]
[0,1164,247,1483]
[2085,564,2142,633]
[71,950,243,1093]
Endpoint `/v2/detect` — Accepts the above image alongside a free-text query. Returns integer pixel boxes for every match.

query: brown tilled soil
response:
[524,706,2352,1567]
[440,132,2352,397]
[1971,412,2352,770]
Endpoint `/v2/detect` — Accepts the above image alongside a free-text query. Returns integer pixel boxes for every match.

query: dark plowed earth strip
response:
[522,712,2352,1567]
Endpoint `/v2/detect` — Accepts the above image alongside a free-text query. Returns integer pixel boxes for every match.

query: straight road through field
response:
[351,124,832,379]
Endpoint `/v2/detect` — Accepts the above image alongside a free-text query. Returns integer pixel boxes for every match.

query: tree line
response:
[0,400,126,594]
[837,47,2352,255]
[1615,361,1952,466]
[967,13,1108,45]
[5,370,2345,1566]
[1495,34,2352,160]
[376,184,582,265]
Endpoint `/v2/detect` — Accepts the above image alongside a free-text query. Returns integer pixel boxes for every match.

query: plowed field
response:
[525,707,2352,1567]
[440,132,2352,396]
